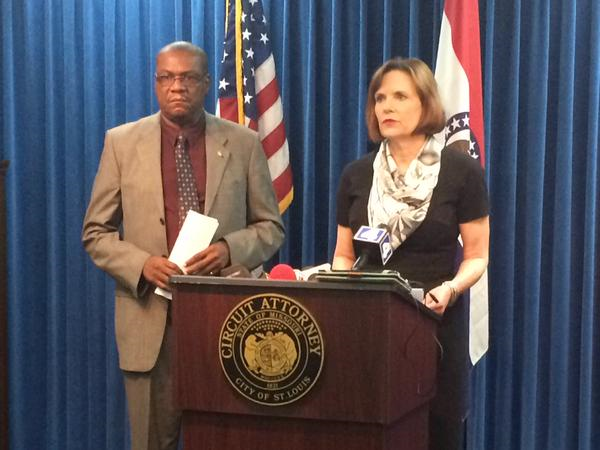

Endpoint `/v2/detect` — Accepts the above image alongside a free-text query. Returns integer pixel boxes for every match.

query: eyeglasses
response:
[155,72,206,88]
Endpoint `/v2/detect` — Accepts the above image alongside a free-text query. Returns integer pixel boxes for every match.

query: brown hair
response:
[365,58,446,142]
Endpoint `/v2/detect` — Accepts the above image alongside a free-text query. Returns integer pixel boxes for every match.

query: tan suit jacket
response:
[82,112,284,372]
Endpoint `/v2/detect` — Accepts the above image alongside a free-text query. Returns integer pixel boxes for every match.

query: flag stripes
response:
[435,0,489,364]
[217,0,293,213]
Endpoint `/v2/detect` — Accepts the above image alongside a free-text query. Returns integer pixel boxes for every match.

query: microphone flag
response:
[353,226,393,266]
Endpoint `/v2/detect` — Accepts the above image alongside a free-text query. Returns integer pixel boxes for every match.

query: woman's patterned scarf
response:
[368,136,443,250]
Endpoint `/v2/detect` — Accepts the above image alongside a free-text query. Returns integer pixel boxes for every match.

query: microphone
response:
[351,225,393,270]
[219,264,252,278]
[268,264,298,280]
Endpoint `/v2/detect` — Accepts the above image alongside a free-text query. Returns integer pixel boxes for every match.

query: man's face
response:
[155,50,210,126]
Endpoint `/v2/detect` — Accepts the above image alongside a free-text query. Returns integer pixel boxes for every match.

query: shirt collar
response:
[160,111,206,146]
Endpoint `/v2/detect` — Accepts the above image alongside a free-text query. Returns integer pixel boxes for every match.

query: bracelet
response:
[442,281,458,304]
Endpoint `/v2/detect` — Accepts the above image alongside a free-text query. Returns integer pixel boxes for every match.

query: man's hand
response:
[142,256,183,290]
[185,240,230,275]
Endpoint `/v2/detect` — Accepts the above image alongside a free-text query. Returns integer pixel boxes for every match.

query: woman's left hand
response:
[424,283,453,315]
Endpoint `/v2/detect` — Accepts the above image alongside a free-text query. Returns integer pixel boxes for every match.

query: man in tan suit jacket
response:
[82,42,284,450]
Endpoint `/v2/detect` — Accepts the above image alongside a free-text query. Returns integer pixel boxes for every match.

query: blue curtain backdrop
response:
[1,0,598,449]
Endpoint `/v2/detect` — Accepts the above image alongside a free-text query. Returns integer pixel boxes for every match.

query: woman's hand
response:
[424,283,454,315]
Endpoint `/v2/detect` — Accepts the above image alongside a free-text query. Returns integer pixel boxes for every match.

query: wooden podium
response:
[171,275,439,450]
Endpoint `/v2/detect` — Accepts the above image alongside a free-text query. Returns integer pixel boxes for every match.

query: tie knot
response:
[176,134,186,149]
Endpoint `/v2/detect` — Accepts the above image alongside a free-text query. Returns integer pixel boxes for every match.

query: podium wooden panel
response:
[171,276,439,450]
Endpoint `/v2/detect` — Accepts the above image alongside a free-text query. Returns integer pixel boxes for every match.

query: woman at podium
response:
[332,57,489,450]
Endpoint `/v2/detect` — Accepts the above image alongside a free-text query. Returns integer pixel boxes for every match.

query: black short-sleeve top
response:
[336,146,489,286]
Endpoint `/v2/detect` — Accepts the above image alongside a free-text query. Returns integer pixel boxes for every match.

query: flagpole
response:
[234,0,244,125]
[224,0,230,37]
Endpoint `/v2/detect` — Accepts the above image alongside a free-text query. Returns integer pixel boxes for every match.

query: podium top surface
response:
[170,274,439,320]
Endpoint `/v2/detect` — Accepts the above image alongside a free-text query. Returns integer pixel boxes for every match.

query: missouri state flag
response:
[217,0,293,213]
[435,0,489,364]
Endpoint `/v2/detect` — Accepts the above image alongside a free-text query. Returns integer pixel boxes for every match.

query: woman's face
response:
[374,70,423,140]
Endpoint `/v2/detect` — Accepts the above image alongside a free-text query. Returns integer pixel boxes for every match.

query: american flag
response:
[217,0,293,213]
[435,0,488,364]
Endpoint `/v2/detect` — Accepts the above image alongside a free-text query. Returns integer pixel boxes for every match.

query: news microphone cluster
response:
[268,263,298,280]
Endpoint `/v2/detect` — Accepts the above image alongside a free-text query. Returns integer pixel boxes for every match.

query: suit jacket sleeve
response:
[220,133,285,269]
[82,130,152,298]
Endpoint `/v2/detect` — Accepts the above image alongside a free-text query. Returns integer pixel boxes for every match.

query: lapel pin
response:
[217,151,223,157]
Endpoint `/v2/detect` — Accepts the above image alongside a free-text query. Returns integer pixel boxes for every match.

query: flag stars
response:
[262,15,267,24]
[242,28,251,40]
[259,33,269,44]
[243,76,247,86]
[219,78,230,90]
[462,116,470,127]
[249,0,258,5]
[245,48,254,59]
[244,92,253,104]
[241,12,246,22]
[221,51,228,63]
[451,117,461,130]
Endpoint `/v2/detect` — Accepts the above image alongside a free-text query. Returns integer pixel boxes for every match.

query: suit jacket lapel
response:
[135,113,167,242]
[204,113,230,215]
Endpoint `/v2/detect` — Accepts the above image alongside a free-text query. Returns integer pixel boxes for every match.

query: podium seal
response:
[219,293,324,406]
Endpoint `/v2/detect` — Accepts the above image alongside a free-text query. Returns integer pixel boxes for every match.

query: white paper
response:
[294,263,331,280]
[154,210,219,300]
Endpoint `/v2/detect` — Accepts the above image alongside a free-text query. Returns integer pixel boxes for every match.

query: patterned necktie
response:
[174,134,200,227]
